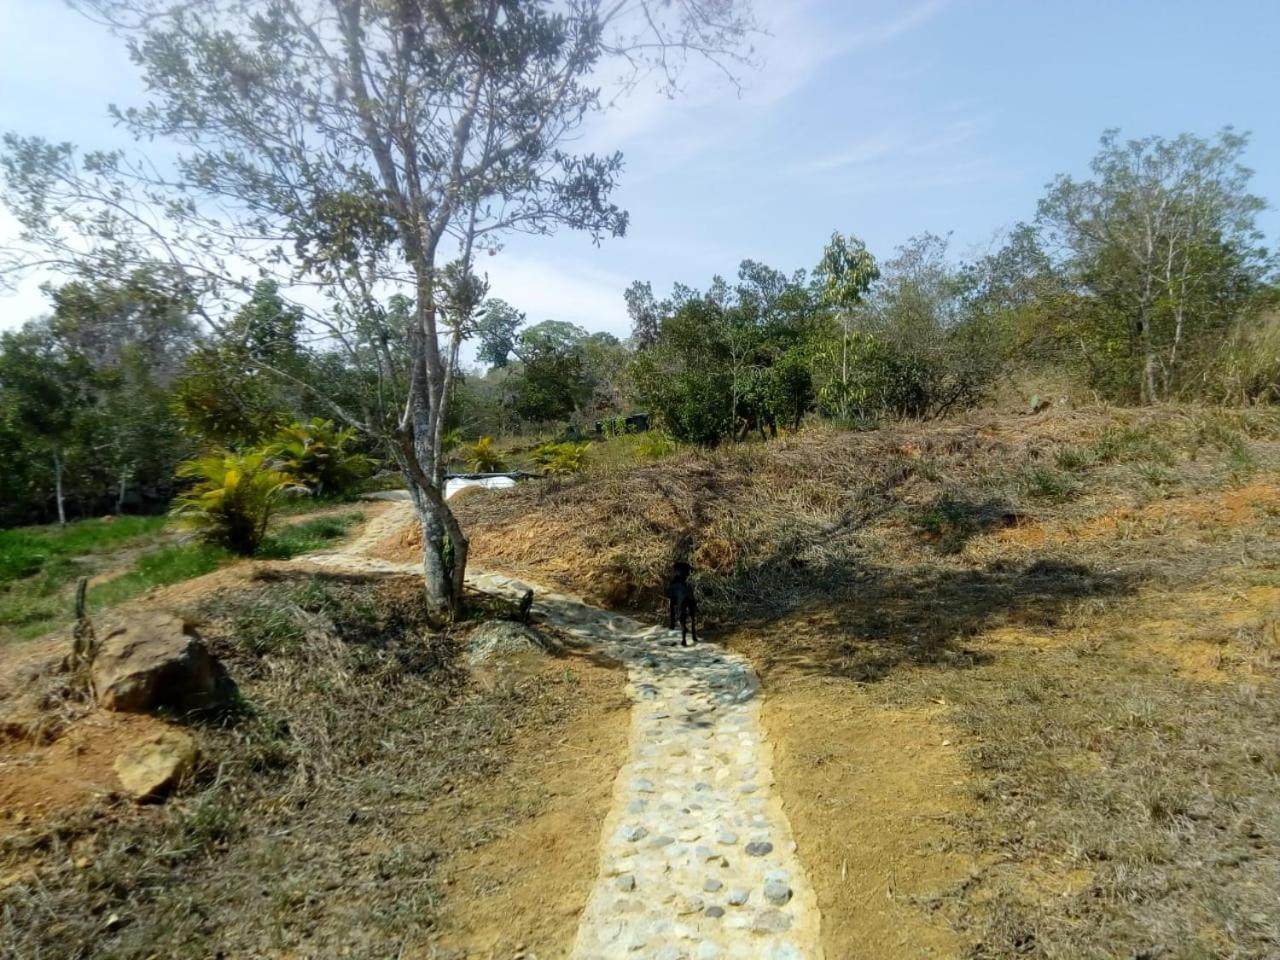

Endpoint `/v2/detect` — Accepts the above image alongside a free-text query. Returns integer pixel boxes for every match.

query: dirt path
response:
[301,503,827,959]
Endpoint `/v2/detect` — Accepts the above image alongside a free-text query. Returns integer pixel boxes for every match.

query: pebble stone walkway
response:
[301,500,825,959]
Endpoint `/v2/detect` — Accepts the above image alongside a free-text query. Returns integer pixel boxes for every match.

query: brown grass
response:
[0,570,629,959]
[453,403,1280,960]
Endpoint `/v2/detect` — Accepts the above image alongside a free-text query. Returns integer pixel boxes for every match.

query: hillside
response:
[418,405,1280,958]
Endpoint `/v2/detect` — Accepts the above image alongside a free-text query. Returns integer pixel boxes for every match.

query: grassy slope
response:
[0,510,366,645]
[454,405,1280,959]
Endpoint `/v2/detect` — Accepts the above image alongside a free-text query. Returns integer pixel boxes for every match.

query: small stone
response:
[616,873,636,892]
[752,909,793,934]
[633,778,656,793]
[739,783,759,794]
[626,799,647,813]
[675,895,705,915]
[650,835,675,848]
[621,824,648,842]
[745,841,773,857]
[716,829,738,845]
[763,878,792,905]
[705,905,726,918]
[694,781,712,792]
[678,829,702,842]
[695,845,718,861]
[703,877,723,893]
[726,887,750,906]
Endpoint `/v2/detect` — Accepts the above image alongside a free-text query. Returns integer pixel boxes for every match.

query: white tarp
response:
[444,475,517,500]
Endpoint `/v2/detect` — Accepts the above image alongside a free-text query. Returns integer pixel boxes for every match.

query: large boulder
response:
[465,620,563,666]
[91,612,238,716]
[114,729,200,800]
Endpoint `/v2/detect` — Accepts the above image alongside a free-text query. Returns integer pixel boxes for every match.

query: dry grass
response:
[0,570,625,959]
[455,403,1280,960]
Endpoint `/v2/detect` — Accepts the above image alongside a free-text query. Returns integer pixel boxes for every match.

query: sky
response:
[2,0,1279,347]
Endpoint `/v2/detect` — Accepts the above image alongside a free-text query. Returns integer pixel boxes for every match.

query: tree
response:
[512,320,591,423]
[625,280,662,349]
[814,231,879,417]
[0,324,95,524]
[475,299,525,370]
[2,0,757,612]
[1037,128,1274,402]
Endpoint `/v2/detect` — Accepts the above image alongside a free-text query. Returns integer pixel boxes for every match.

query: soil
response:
[731,633,973,959]
[0,711,172,826]
[420,651,631,959]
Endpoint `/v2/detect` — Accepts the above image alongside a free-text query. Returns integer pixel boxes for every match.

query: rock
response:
[91,612,237,716]
[763,878,792,906]
[464,620,562,665]
[620,824,648,842]
[113,729,199,800]
[632,778,656,793]
[752,909,792,934]
[726,887,750,906]
[703,877,723,893]
[674,895,704,915]
[716,829,738,845]
[704,905,725,918]
[616,874,636,892]
[745,840,773,857]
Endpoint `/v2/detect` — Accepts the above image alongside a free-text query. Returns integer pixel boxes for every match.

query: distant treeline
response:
[2,128,1277,527]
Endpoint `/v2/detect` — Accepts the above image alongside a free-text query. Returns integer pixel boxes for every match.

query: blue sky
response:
[2,0,1278,343]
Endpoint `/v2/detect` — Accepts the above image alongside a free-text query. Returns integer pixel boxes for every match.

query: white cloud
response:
[482,253,631,338]
[580,0,953,152]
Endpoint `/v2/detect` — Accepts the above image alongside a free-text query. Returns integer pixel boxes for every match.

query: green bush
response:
[267,418,375,498]
[173,450,304,555]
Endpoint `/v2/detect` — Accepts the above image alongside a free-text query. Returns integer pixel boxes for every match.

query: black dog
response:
[664,561,699,646]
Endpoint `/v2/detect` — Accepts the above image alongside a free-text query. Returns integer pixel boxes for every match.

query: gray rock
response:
[616,873,636,892]
[633,778,657,793]
[650,835,675,848]
[703,877,723,893]
[726,887,751,906]
[716,829,738,845]
[745,841,773,857]
[620,824,648,842]
[705,905,726,918]
[764,878,793,906]
[464,620,562,665]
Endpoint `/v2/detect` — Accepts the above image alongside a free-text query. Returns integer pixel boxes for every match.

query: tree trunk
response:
[116,465,131,515]
[53,449,66,526]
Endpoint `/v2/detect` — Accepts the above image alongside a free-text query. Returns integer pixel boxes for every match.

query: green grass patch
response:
[255,512,365,560]
[88,543,234,611]
[0,515,169,583]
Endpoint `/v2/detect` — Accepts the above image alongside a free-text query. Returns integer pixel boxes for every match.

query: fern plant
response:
[267,418,374,498]
[172,450,304,555]
[530,441,590,475]
[463,436,507,473]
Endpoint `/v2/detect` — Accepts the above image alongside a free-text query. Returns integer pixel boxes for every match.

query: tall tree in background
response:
[1037,129,1273,402]
[814,231,879,418]
[1,0,757,613]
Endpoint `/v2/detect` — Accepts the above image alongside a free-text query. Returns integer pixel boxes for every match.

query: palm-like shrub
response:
[267,418,374,498]
[530,441,590,475]
[463,436,506,473]
[173,450,303,555]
